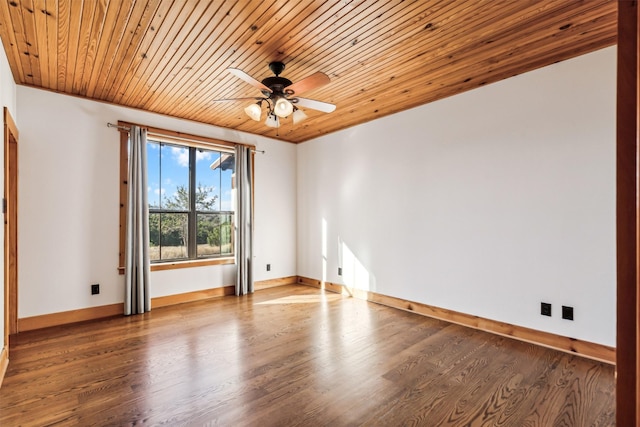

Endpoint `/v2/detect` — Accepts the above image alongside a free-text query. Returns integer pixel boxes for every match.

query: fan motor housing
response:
[261,76,292,94]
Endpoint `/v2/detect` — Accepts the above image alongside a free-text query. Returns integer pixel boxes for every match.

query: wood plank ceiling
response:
[0,0,617,143]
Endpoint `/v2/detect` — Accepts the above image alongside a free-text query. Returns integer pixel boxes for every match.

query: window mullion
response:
[188,148,197,258]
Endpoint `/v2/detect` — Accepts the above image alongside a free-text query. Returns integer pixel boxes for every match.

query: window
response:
[146,140,235,262]
[118,122,240,272]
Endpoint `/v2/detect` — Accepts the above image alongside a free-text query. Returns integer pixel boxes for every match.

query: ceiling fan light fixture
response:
[244,102,262,121]
[274,97,294,118]
[221,62,334,131]
[265,112,280,128]
[292,107,308,125]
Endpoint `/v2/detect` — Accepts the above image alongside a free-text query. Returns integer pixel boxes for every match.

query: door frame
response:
[3,107,18,345]
[616,1,640,423]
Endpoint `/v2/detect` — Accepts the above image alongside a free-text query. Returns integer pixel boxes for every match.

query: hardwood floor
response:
[0,285,615,426]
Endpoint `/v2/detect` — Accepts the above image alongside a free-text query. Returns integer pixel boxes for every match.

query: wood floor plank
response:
[0,285,615,426]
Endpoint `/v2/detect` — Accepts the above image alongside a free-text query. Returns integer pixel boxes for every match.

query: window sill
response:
[118,257,235,274]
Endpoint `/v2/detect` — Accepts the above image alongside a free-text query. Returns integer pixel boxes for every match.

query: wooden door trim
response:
[616,1,640,424]
[3,109,17,141]
[3,107,18,341]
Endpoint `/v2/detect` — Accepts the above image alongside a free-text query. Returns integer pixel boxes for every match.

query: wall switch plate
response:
[91,284,100,295]
[541,302,552,316]
[562,305,574,321]
[266,264,271,271]
[338,267,342,276]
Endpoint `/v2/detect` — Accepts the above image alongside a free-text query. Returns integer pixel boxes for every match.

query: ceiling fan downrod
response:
[261,62,293,96]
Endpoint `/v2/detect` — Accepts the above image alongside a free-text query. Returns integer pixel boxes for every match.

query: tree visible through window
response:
[146,140,235,262]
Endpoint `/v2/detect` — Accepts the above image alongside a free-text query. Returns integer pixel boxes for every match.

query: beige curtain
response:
[235,145,254,295]
[125,125,151,315]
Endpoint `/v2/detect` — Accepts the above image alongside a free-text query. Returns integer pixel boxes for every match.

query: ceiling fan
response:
[215,61,336,128]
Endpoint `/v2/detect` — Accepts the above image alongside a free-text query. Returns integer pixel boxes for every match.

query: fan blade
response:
[285,72,330,95]
[211,97,263,103]
[228,68,272,93]
[295,97,336,113]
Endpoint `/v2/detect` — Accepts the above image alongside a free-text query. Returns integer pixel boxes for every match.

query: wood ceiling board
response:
[54,0,70,91]
[20,0,43,87]
[154,0,337,116]
[201,0,616,140]
[101,0,163,101]
[283,1,617,141]
[4,0,35,84]
[293,21,617,142]
[121,0,221,108]
[0,1,23,82]
[113,0,191,106]
[43,0,59,91]
[316,0,605,103]
[83,1,129,97]
[31,0,49,89]
[0,0,617,143]
[76,0,106,95]
[62,0,85,93]
[97,0,159,100]
[87,0,136,98]
[331,4,615,111]
[141,1,273,113]
[200,3,460,125]
[174,1,416,118]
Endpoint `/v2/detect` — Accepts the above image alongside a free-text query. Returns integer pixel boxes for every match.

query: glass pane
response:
[221,153,235,212]
[147,141,161,208]
[149,213,160,261]
[160,144,190,211]
[195,149,221,211]
[220,213,234,255]
[197,213,220,257]
[160,212,188,260]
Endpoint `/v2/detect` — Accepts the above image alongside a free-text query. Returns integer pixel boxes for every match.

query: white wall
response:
[0,43,18,344]
[0,46,16,117]
[254,137,297,279]
[16,87,296,318]
[297,47,616,346]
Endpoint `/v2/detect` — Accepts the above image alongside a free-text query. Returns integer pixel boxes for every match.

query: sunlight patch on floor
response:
[256,294,343,305]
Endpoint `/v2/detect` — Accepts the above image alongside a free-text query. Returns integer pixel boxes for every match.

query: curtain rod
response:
[107,122,129,131]
[106,122,265,154]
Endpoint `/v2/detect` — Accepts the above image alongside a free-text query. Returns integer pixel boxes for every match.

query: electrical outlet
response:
[338,267,342,276]
[541,302,551,317]
[562,305,574,321]
[266,264,271,272]
[91,284,100,295]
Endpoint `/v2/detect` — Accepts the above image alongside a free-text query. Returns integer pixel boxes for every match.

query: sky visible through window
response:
[147,141,234,212]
